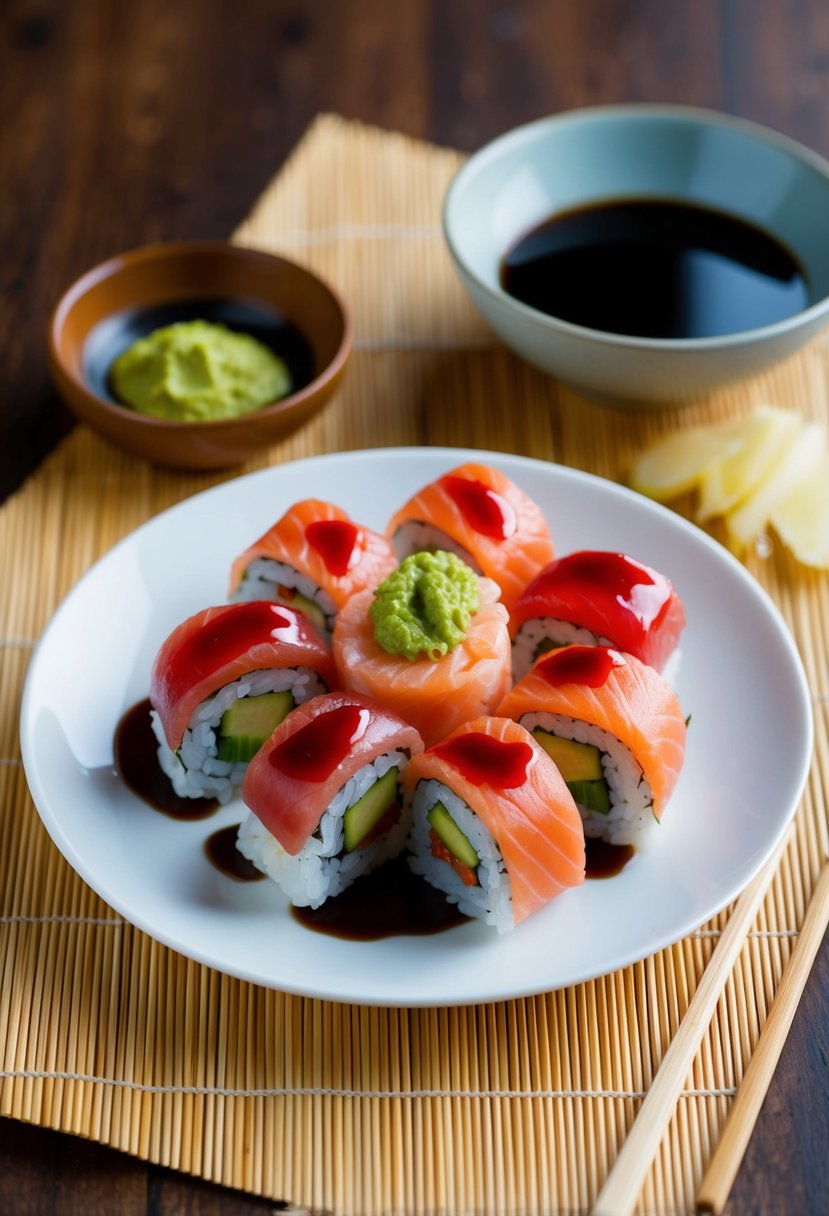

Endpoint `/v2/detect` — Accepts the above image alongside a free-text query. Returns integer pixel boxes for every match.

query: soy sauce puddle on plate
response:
[204,825,265,883]
[115,700,636,940]
[585,837,635,879]
[291,855,469,940]
[115,698,219,820]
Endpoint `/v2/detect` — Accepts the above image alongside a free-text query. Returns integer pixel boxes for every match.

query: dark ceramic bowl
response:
[48,241,352,469]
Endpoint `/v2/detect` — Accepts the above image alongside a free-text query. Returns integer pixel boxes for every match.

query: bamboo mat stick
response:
[695,861,829,1215]
[591,830,791,1216]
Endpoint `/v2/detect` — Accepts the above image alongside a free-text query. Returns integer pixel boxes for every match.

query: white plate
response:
[20,447,813,1006]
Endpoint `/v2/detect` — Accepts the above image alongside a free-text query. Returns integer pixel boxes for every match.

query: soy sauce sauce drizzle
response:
[204,825,265,882]
[585,838,635,879]
[114,698,218,820]
[291,855,469,940]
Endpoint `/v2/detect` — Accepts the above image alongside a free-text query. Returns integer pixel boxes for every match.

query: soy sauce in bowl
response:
[499,198,810,339]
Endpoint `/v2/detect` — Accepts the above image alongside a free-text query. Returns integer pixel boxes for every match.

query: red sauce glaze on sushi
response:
[509,550,685,672]
[440,475,517,540]
[433,731,533,788]
[228,499,396,611]
[174,603,300,676]
[386,462,554,609]
[305,519,362,576]
[268,703,370,781]
[535,645,626,688]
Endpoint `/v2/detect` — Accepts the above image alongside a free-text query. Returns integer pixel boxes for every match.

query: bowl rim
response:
[47,238,353,431]
[443,102,829,352]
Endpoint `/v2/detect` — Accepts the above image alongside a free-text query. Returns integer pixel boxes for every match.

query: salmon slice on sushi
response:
[333,550,512,748]
[386,462,554,609]
[497,645,686,847]
[404,716,585,933]
[509,550,686,682]
[238,692,424,908]
[150,601,338,803]
[229,498,397,641]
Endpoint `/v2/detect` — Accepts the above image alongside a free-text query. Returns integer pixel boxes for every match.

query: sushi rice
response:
[519,710,655,846]
[236,749,411,908]
[391,522,484,575]
[151,667,327,803]
[232,557,337,638]
[408,778,514,934]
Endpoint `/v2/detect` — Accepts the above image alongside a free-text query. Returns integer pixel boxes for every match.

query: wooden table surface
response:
[2,1,827,1212]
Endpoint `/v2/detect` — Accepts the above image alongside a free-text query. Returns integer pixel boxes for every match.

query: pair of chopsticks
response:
[591,834,829,1216]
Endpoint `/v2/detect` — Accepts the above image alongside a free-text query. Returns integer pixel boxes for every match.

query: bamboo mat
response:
[2,113,828,1215]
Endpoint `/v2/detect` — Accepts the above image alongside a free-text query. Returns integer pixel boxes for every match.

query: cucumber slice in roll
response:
[217,691,294,763]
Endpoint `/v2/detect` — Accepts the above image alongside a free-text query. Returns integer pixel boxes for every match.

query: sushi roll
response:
[497,645,686,847]
[386,462,554,609]
[238,692,424,908]
[404,716,585,933]
[333,550,512,748]
[229,499,397,641]
[150,601,338,803]
[509,550,686,682]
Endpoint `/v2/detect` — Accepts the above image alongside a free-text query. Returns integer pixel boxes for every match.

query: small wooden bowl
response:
[48,241,352,469]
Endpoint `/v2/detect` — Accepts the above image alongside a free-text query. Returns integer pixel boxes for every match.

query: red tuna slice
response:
[150,601,338,750]
[241,691,424,855]
[509,550,685,672]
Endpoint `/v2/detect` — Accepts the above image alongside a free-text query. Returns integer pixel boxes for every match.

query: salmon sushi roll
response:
[509,550,686,682]
[238,692,424,908]
[404,716,585,933]
[386,462,554,609]
[333,551,511,748]
[229,499,397,641]
[497,645,686,847]
[150,602,338,803]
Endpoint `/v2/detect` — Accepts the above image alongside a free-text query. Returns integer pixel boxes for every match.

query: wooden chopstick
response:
[695,861,829,1214]
[591,829,791,1216]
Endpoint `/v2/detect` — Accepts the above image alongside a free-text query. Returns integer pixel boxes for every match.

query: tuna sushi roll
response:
[333,550,512,748]
[150,601,338,803]
[386,462,554,609]
[510,550,686,682]
[404,716,585,933]
[238,692,424,908]
[497,645,686,846]
[229,498,397,641]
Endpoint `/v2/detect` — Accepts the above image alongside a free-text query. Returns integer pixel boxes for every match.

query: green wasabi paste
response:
[110,319,292,422]
[370,550,480,662]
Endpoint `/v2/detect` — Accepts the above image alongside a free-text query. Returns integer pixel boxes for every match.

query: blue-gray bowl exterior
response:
[444,105,829,407]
